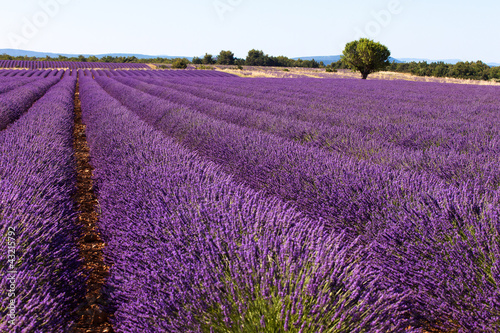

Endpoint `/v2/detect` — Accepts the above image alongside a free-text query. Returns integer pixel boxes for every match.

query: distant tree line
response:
[0,50,323,68]
[387,60,500,81]
[2,52,498,81]
[192,49,324,68]
[325,59,500,81]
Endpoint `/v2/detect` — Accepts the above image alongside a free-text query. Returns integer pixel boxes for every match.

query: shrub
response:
[171,58,189,69]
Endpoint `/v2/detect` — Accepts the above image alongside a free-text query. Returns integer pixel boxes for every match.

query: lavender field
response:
[1,68,499,332]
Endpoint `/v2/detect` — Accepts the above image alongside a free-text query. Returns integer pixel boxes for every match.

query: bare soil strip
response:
[73,78,114,333]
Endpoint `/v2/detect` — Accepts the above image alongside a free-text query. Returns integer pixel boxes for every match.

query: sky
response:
[0,0,498,63]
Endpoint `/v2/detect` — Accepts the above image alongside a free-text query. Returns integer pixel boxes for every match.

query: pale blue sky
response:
[0,0,498,62]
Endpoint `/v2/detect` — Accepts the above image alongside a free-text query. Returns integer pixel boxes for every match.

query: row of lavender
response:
[89,74,500,332]
[109,74,500,187]
[0,75,85,331]
[0,60,149,69]
[79,74,406,332]
[0,69,70,78]
[83,68,236,78]
[0,73,65,130]
[89,70,500,187]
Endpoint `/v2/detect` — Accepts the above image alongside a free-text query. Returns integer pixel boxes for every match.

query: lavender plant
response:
[0,76,60,130]
[0,74,85,331]
[80,74,407,332]
[93,73,500,332]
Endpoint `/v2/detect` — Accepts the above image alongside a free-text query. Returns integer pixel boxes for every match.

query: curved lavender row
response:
[373,204,500,332]
[114,76,499,186]
[95,76,500,330]
[130,72,500,147]
[0,76,60,130]
[163,76,500,147]
[112,75,341,146]
[79,74,407,332]
[0,77,37,94]
[0,59,150,69]
[163,76,500,153]
[95,75,495,235]
[105,69,237,78]
[0,75,85,331]
[165,74,500,113]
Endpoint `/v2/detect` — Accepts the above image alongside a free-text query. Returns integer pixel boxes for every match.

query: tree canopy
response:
[341,38,391,79]
[217,50,235,65]
[202,53,215,65]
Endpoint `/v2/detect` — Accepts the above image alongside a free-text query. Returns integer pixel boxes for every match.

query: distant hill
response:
[0,48,192,60]
[397,58,463,65]
[291,55,341,65]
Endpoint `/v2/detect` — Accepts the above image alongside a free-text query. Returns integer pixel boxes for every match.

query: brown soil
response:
[72,78,114,333]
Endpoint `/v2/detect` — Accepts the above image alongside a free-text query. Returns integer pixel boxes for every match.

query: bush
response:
[172,58,189,69]
[197,65,215,70]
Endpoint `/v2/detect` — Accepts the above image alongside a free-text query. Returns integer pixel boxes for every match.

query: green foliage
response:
[87,55,99,62]
[246,49,269,66]
[203,53,216,65]
[244,50,322,68]
[389,60,499,81]
[217,50,235,65]
[325,67,337,73]
[269,55,294,67]
[328,60,349,70]
[197,65,215,70]
[234,58,246,67]
[192,56,202,64]
[171,58,189,69]
[341,38,391,79]
[292,58,321,68]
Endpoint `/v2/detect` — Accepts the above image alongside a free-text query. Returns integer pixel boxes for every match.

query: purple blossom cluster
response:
[0,74,61,130]
[0,74,85,331]
[89,72,500,332]
[89,68,236,78]
[0,69,66,78]
[79,74,407,332]
[0,77,37,94]
[106,75,500,186]
[0,59,149,69]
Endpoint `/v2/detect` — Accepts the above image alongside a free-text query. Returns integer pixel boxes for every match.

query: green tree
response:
[101,56,114,63]
[202,53,215,65]
[341,38,391,79]
[245,49,269,66]
[171,58,189,69]
[192,56,202,64]
[87,55,99,62]
[217,50,235,65]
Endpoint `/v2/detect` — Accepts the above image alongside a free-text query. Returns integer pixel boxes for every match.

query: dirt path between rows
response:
[72,78,114,333]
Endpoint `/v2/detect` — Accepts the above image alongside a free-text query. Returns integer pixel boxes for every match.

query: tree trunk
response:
[361,71,369,79]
